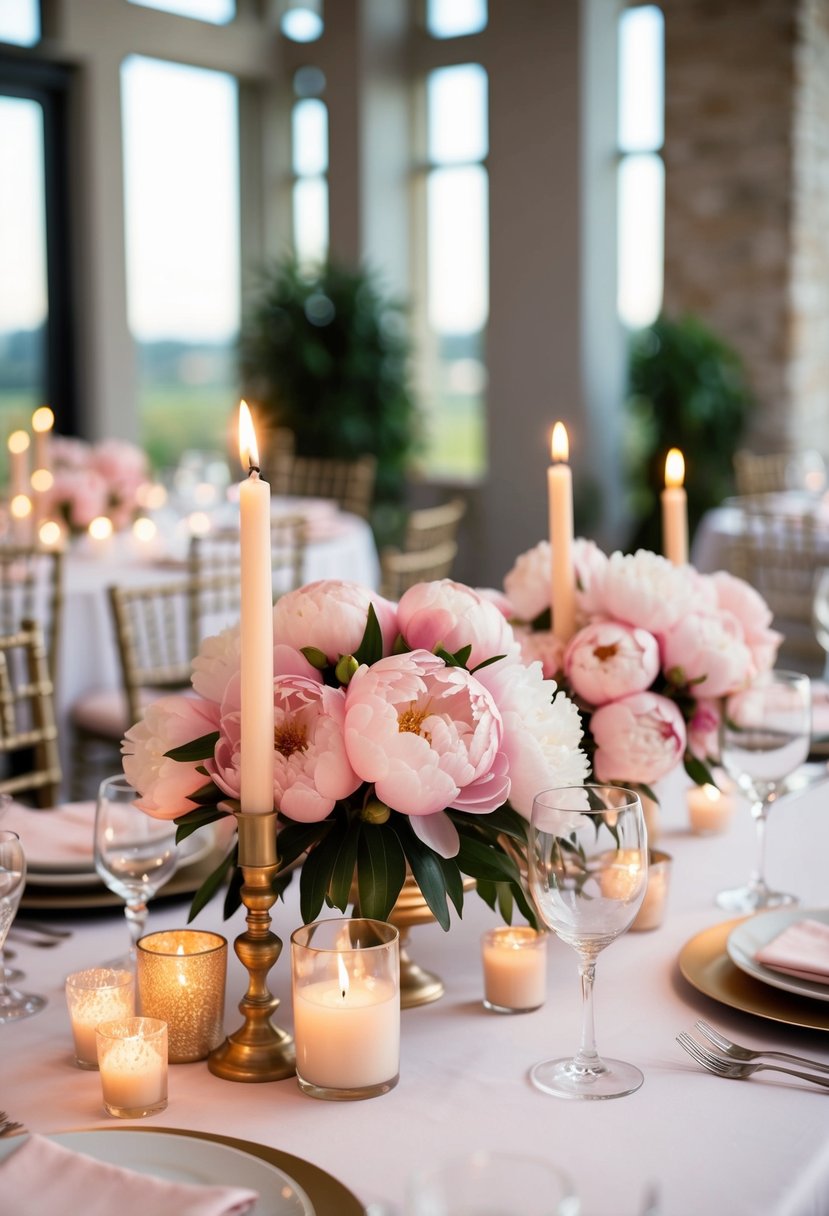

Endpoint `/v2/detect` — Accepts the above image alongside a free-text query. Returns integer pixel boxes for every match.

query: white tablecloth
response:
[8,776,829,1215]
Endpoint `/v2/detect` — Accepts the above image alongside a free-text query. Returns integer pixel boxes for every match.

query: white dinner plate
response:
[726,907,829,1004]
[0,1130,314,1215]
[26,825,217,888]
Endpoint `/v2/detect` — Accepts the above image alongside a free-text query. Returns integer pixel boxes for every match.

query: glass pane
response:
[127,0,236,22]
[292,98,328,176]
[427,165,488,333]
[618,153,664,329]
[0,95,47,477]
[427,65,488,164]
[0,0,39,45]
[618,5,664,152]
[293,177,329,268]
[121,56,241,468]
[426,0,487,39]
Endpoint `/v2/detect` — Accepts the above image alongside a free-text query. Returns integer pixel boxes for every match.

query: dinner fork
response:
[676,1033,829,1089]
[695,1019,829,1074]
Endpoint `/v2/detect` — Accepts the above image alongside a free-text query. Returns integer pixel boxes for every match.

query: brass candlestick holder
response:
[208,811,296,1082]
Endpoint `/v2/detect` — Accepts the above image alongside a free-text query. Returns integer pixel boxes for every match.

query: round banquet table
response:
[8,772,829,1216]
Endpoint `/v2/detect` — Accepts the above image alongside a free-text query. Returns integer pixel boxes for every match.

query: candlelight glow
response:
[38,520,62,546]
[7,430,29,455]
[239,399,260,471]
[187,511,211,537]
[30,468,53,492]
[10,493,32,519]
[88,515,113,540]
[136,481,168,510]
[337,953,350,1000]
[703,783,721,803]
[132,516,157,542]
[31,406,54,433]
[551,421,569,463]
[664,448,685,489]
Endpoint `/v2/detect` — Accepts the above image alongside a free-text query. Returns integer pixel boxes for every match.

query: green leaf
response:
[328,818,362,911]
[164,732,220,763]
[440,856,465,917]
[222,849,243,918]
[450,804,528,844]
[475,878,498,911]
[456,834,520,885]
[356,824,407,921]
[469,653,506,674]
[530,607,551,631]
[510,881,540,930]
[186,846,237,922]
[300,646,328,670]
[496,882,514,924]
[434,645,460,667]
[183,780,226,807]
[353,603,383,667]
[452,643,472,668]
[684,755,715,788]
[174,805,231,844]
[276,819,332,870]
[393,823,450,930]
[300,823,348,924]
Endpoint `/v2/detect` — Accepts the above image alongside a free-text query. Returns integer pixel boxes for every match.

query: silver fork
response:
[676,1033,829,1090]
[6,927,62,948]
[695,1019,829,1075]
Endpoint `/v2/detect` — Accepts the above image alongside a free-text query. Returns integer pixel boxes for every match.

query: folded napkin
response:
[755,918,829,984]
[2,801,96,870]
[0,1135,258,1216]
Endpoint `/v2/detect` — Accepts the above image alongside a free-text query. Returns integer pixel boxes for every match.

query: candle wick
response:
[248,463,260,478]
[341,989,346,1001]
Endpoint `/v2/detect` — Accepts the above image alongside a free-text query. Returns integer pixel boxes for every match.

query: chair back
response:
[270,445,377,520]
[0,621,61,806]
[109,574,238,729]
[403,498,467,552]
[380,540,459,600]
[733,450,794,497]
[0,546,64,687]
[188,514,306,604]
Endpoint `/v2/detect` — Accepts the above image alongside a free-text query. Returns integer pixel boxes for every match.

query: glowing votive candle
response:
[661,448,688,566]
[631,850,672,932]
[687,783,735,835]
[65,969,135,1069]
[481,927,547,1013]
[137,930,227,1063]
[291,918,400,1100]
[96,1017,168,1118]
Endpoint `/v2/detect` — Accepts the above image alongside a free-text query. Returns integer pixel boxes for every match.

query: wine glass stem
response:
[574,953,601,1070]
[125,900,148,959]
[749,799,770,895]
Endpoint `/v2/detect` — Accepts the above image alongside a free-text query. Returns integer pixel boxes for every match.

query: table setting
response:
[5,415,829,1214]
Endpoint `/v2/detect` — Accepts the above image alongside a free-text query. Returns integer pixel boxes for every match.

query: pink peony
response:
[503,542,552,621]
[661,609,753,699]
[513,626,565,680]
[593,550,697,636]
[591,691,687,785]
[564,621,659,706]
[122,695,220,819]
[573,538,610,619]
[711,570,782,674]
[191,623,320,707]
[687,697,721,763]
[273,580,398,663]
[343,650,509,855]
[396,580,521,671]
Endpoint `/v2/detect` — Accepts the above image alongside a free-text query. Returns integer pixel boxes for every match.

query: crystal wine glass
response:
[811,569,829,682]
[0,794,23,985]
[0,830,46,1022]
[528,785,648,1100]
[94,775,179,970]
[716,670,812,912]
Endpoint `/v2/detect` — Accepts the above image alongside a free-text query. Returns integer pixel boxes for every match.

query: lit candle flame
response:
[665,448,685,489]
[39,520,62,547]
[10,494,32,519]
[551,421,569,463]
[337,953,350,1002]
[31,468,53,492]
[31,406,54,434]
[239,400,260,473]
[7,430,29,455]
[703,783,721,803]
[88,516,113,540]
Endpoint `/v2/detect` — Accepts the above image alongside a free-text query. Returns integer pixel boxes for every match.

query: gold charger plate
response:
[115,1126,364,1215]
[678,918,829,1033]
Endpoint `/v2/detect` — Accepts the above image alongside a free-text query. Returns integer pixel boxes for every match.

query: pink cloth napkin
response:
[2,801,96,870]
[755,918,829,984]
[0,1134,258,1216]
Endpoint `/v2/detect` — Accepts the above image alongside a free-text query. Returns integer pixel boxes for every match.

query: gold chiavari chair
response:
[0,622,61,808]
[269,438,377,521]
[401,497,467,552]
[0,546,64,689]
[380,540,459,601]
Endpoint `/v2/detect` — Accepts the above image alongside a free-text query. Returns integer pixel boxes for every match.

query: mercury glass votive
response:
[96,1017,168,1118]
[65,968,135,1069]
[481,926,548,1013]
[136,930,227,1063]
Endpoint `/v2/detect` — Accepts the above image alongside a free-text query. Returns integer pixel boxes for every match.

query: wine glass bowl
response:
[811,569,829,681]
[528,785,647,1100]
[94,775,179,969]
[716,670,811,913]
[0,829,46,1022]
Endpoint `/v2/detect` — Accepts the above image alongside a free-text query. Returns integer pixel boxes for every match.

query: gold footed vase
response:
[387,874,476,1009]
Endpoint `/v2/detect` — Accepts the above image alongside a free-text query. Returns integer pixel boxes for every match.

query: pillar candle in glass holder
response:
[548,422,576,642]
[291,918,400,1100]
[631,849,672,931]
[481,926,547,1013]
[65,968,135,1069]
[661,448,688,566]
[96,1016,168,1118]
[687,782,735,835]
[136,929,227,1062]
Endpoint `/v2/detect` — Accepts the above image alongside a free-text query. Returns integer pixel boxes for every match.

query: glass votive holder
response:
[481,926,547,1013]
[65,968,135,1070]
[687,782,735,835]
[630,849,673,932]
[406,1150,579,1215]
[136,929,227,1063]
[291,917,400,1101]
[96,1016,168,1118]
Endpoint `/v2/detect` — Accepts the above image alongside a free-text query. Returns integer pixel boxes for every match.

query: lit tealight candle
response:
[661,448,688,566]
[65,968,135,1069]
[548,421,576,642]
[687,782,734,835]
[38,519,64,548]
[481,926,547,1013]
[10,493,32,521]
[136,930,227,1063]
[132,515,158,544]
[96,1016,168,1118]
[7,431,30,498]
[88,515,113,540]
[631,850,672,931]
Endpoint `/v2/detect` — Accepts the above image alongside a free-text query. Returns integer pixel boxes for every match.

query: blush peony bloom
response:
[661,609,753,699]
[564,621,660,706]
[711,570,782,674]
[591,691,687,785]
[513,626,566,680]
[191,622,320,707]
[503,542,552,621]
[122,695,221,819]
[593,550,697,636]
[396,580,521,670]
[687,697,721,763]
[273,580,398,663]
[343,650,509,855]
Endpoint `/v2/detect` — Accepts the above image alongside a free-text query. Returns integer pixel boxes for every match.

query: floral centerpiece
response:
[44,436,149,533]
[501,540,782,793]
[122,578,589,928]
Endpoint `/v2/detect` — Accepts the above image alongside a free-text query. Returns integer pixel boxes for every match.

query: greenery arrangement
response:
[624,313,754,552]
[239,257,421,539]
